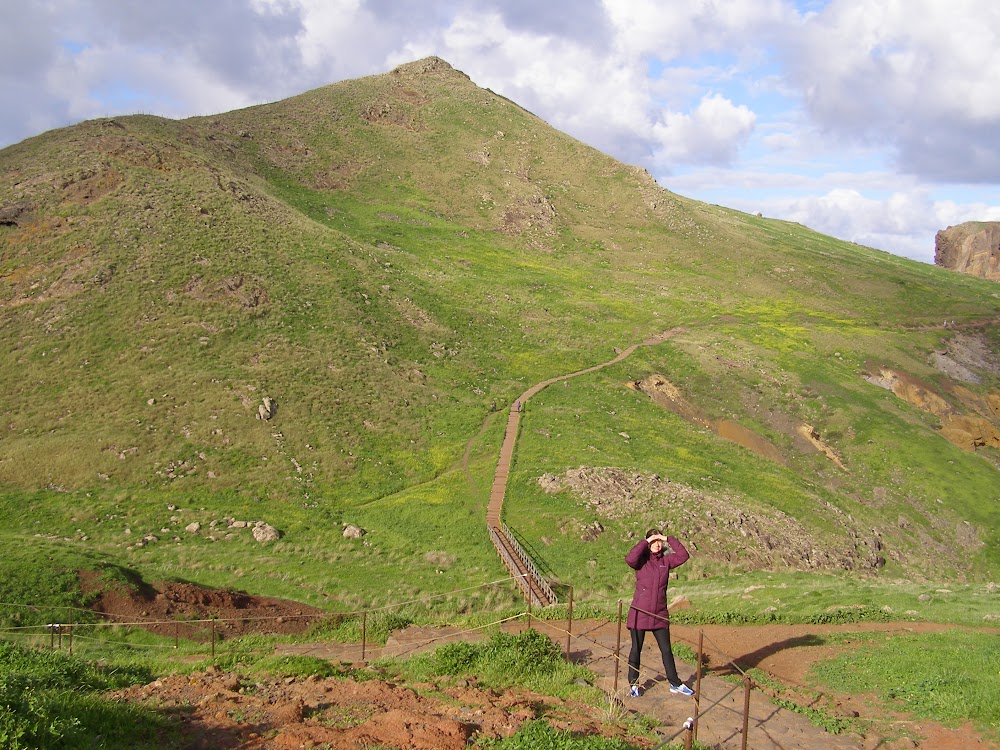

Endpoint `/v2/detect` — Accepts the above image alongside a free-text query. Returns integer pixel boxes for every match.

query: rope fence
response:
[2,584,820,750]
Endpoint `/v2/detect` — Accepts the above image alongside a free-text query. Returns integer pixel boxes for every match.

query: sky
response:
[2,0,1000,264]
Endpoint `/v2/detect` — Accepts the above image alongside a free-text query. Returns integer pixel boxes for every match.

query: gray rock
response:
[257,396,277,420]
[253,522,281,543]
[343,524,365,539]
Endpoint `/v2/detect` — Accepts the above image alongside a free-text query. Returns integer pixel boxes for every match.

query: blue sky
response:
[2,0,999,264]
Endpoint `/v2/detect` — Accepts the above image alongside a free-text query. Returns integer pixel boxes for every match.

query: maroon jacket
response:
[625,536,689,630]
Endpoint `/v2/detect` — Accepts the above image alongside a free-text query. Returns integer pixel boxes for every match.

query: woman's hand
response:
[646,533,669,544]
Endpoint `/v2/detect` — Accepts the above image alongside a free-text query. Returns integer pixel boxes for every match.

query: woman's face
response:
[648,538,663,554]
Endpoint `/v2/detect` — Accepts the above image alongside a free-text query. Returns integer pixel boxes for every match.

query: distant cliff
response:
[935,222,1000,282]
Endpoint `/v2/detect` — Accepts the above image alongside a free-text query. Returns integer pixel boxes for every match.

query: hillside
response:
[1,56,999,614]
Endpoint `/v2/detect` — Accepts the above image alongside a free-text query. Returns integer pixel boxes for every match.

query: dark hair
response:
[645,528,661,540]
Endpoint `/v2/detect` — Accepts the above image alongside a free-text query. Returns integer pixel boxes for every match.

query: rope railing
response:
[511,613,761,749]
[0,575,531,655]
[0,576,536,633]
[1,583,834,749]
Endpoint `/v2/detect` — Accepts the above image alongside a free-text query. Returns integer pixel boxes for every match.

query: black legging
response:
[628,627,680,686]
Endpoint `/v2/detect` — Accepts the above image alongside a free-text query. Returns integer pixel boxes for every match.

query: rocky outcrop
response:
[935,222,1000,282]
[542,466,883,572]
[864,363,1000,453]
[940,415,1000,451]
[863,366,954,417]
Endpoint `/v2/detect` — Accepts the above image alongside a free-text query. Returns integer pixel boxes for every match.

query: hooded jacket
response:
[625,536,689,630]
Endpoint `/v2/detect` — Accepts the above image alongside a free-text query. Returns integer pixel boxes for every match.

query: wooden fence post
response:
[565,585,574,661]
[693,630,704,739]
[741,675,753,750]
[613,600,623,695]
[362,611,367,662]
[525,576,532,630]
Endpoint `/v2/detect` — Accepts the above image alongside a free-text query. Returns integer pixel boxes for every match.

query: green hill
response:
[2,57,999,616]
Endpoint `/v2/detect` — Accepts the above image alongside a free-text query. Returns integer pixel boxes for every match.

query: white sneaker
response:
[629,684,641,698]
[670,683,694,696]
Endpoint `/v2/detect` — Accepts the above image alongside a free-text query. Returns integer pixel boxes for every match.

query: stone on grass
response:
[253,522,281,543]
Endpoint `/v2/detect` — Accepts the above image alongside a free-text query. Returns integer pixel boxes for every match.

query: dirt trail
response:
[275,618,993,750]
[87,578,994,749]
[486,328,685,528]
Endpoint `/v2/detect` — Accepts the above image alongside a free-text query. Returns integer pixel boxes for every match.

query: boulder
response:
[252,522,281,543]
[343,524,365,539]
[257,396,277,420]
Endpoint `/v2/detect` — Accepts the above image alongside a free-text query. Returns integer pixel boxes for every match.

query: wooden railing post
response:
[694,630,704,739]
[565,585,574,660]
[525,576,532,630]
[362,610,368,662]
[741,675,753,750]
[614,600,623,694]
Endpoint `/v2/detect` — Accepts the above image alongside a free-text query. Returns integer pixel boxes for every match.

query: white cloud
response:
[651,94,756,166]
[750,188,1000,263]
[602,0,792,59]
[781,0,1000,181]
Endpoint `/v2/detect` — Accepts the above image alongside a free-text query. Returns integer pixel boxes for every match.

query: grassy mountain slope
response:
[1,57,999,614]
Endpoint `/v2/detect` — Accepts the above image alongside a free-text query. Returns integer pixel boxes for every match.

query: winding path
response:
[485,328,686,603]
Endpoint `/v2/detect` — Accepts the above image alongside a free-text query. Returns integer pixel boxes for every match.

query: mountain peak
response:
[390,56,470,80]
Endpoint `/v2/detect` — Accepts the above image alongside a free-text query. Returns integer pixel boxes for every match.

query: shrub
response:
[481,629,563,680]
[432,640,480,675]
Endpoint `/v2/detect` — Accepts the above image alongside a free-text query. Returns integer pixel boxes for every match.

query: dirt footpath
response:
[86,577,994,749]
[276,618,995,750]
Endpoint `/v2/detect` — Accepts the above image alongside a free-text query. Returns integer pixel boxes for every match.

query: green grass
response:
[1,58,1000,737]
[475,719,644,750]
[809,629,1000,741]
[392,629,654,749]
[0,640,169,750]
[396,628,593,696]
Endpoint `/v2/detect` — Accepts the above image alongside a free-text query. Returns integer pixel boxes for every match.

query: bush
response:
[432,640,480,675]
[481,629,562,680]
[405,629,565,688]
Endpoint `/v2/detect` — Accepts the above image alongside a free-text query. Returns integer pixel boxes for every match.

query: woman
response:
[625,528,693,697]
